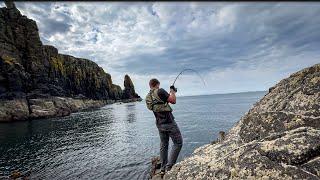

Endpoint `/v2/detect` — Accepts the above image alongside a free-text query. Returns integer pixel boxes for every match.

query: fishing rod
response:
[170,68,206,92]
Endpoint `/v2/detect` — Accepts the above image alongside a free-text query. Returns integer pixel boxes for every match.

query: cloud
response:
[2,2,319,96]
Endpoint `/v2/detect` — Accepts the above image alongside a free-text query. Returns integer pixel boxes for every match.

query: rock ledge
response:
[165,63,320,179]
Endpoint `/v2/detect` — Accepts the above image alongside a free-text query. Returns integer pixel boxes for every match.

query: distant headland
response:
[0,1,141,122]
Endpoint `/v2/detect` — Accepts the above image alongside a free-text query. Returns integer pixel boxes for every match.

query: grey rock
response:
[29,97,107,119]
[165,63,320,180]
[0,99,29,122]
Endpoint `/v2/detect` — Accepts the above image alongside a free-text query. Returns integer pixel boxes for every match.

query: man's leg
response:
[159,130,169,172]
[166,123,183,171]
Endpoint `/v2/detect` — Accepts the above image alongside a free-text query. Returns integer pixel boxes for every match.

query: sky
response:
[1,2,320,97]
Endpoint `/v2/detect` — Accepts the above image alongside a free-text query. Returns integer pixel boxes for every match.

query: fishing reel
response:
[170,85,177,92]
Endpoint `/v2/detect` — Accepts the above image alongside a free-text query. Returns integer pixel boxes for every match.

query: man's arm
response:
[167,89,176,104]
[158,88,176,104]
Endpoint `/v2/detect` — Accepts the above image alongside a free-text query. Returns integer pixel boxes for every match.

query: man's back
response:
[146,79,183,175]
[152,88,175,125]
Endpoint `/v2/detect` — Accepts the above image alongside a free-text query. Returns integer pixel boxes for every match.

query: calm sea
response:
[0,91,266,179]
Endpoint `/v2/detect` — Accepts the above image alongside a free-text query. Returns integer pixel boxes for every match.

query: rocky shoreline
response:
[164,63,320,179]
[0,96,142,122]
[0,1,142,122]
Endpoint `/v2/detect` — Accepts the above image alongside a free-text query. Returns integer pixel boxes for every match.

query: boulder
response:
[165,63,320,179]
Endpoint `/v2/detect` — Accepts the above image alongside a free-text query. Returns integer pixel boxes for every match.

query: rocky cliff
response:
[0,2,141,122]
[123,74,140,99]
[165,63,320,179]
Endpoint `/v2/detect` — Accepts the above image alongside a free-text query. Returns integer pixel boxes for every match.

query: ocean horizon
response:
[178,90,267,98]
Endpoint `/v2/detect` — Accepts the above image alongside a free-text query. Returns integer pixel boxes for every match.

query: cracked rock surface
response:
[165,63,320,180]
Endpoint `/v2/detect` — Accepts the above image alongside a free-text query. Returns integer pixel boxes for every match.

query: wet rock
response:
[165,63,320,179]
[7,169,30,180]
[151,156,161,178]
[9,170,21,179]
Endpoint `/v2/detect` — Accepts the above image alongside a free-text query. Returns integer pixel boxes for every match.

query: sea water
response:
[0,91,266,179]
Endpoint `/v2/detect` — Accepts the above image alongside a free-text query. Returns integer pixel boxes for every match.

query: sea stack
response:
[123,74,140,99]
[0,2,141,122]
[165,63,320,179]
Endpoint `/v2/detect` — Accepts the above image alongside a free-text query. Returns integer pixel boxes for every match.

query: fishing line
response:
[171,68,207,115]
[172,68,206,87]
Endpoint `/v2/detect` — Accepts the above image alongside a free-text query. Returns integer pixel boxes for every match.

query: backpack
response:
[145,89,172,112]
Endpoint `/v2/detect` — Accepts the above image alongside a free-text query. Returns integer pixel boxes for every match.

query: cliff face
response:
[44,45,115,100]
[165,63,320,179]
[0,2,140,121]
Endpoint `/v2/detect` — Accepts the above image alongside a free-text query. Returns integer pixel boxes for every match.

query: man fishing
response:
[146,78,183,175]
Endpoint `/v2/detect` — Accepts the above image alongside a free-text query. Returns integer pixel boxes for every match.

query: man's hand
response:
[170,85,177,93]
[168,86,177,104]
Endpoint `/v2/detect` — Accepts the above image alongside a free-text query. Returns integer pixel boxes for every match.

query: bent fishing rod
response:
[170,68,206,92]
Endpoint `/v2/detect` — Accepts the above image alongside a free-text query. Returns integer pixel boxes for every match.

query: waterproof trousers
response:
[157,121,183,171]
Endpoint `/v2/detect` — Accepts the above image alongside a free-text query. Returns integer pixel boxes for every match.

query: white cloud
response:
[7,2,320,96]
